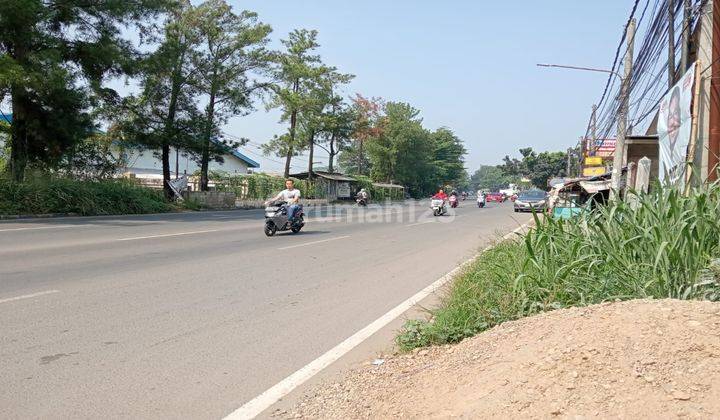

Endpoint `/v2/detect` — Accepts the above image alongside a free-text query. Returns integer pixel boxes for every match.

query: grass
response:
[0,178,174,216]
[396,184,720,351]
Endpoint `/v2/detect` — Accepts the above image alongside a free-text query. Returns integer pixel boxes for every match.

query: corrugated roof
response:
[372,182,404,189]
[290,171,356,181]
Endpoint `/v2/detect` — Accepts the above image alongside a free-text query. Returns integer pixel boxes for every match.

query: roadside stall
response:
[549,177,611,219]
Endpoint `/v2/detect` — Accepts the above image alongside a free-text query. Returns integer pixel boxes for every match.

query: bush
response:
[0,178,172,216]
[210,172,321,200]
[397,184,720,351]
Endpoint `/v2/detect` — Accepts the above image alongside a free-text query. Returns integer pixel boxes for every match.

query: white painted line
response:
[277,235,351,251]
[0,225,77,233]
[0,290,60,305]
[226,223,531,420]
[116,229,219,241]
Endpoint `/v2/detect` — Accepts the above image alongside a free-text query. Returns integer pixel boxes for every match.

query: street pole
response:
[680,0,691,72]
[610,18,636,199]
[668,0,676,88]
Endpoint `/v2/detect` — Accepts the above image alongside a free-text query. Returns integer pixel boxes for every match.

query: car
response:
[485,192,505,203]
[514,190,548,212]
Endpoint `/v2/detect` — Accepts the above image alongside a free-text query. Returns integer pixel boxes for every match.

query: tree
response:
[193,0,272,190]
[316,97,355,173]
[0,0,168,182]
[498,147,567,189]
[431,127,467,186]
[301,69,353,176]
[349,94,383,176]
[267,29,327,177]
[119,0,201,199]
[470,165,513,191]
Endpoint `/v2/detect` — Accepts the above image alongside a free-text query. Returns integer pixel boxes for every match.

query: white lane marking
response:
[226,223,531,420]
[276,235,350,251]
[116,229,219,241]
[0,225,77,233]
[0,290,60,305]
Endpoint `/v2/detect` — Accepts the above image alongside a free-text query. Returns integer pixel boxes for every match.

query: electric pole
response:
[610,18,636,199]
[668,0,676,87]
[680,0,691,72]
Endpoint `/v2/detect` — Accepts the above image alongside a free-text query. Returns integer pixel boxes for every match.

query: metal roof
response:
[290,171,356,181]
[372,182,404,189]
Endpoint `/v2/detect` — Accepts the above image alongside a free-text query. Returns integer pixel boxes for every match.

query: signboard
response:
[657,62,696,185]
[167,175,188,201]
[583,166,606,177]
[586,138,616,158]
[585,156,603,166]
[337,182,351,198]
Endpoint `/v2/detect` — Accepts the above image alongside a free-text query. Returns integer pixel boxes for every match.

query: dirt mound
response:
[283,299,720,419]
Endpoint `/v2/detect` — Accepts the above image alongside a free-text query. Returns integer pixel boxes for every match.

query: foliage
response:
[355,101,466,197]
[117,0,204,199]
[55,133,126,180]
[470,165,515,192]
[0,178,172,216]
[209,171,320,199]
[0,0,168,181]
[499,147,567,189]
[193,0,272,190]
[397,184,720,350]
[265,29,330,177]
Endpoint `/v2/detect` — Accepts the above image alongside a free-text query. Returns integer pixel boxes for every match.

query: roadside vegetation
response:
[0,178,172,217]
[397,184,720,351]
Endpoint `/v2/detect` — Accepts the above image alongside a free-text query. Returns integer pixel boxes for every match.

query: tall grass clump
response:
[0,178,172,216]
[397,183,720,351]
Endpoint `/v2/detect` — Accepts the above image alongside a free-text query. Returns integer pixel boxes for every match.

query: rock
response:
[672,390,691,401]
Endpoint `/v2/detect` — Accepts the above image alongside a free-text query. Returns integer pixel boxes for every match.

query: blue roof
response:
[1,113,11,124]
[230,149,260,168]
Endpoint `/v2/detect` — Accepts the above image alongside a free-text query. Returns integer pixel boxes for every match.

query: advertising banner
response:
[583,166,606,177]
[586,138,616,158]
[657,62,696,185]
[585,156,603,166]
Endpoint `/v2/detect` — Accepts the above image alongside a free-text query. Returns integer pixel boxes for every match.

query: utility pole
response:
[610,18,636,199]
[668,0,676,87]
[566,147,572,176]
[680,0,691,72]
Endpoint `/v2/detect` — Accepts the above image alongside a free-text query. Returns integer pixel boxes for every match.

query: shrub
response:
[397,184,720,351]
[0,178,172,216]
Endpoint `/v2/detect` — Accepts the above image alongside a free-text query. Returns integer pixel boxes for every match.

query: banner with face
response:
[657,62,696,186]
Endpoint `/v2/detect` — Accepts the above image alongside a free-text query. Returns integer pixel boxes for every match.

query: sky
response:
[224,0,634,174]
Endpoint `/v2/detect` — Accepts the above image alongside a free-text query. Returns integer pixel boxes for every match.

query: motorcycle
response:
[477,194,486,208]
[449,194,459,208]
[356,196,368,207]
[264,200,305,237]
[431,198,447,216]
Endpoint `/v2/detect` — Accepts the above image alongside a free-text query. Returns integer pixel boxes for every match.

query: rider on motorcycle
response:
[270,179,302,221]
[432,188,448,201]
[357,188,369,202]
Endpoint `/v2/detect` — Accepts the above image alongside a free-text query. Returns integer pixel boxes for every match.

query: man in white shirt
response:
[271,179,302,221]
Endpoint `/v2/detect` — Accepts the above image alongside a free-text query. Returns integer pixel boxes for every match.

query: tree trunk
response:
[328,132,336,173]
[358,140,364,175]
[9,91,28,182]
[307,129,315,177]
[162,54,184,200]
[200,88,217,192]
[284,79,300,178]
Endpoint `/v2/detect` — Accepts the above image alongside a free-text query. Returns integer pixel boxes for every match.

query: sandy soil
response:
[280,299,720,419]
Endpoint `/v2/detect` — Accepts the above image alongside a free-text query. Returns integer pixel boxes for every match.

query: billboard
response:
[586,138,616,158]
[585,156,603,166]
[583,166,606,177]
[657,62,696,185]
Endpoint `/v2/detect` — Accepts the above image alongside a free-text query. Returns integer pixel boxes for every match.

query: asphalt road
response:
[0,200,531,419]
